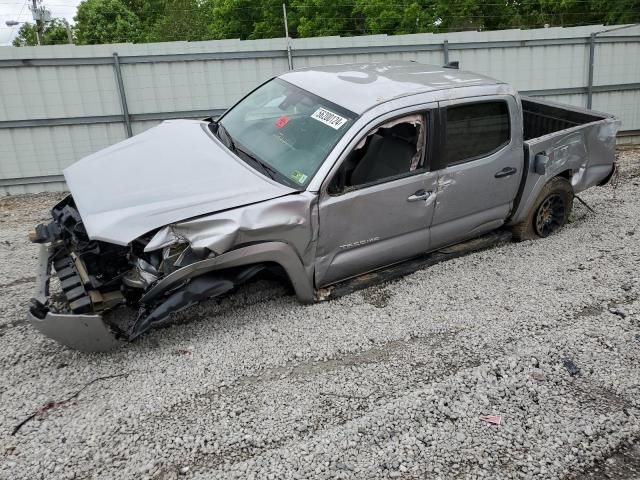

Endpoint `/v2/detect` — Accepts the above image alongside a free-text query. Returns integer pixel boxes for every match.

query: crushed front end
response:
[28,243,123,352]
[27,188,315,351]
[27,196,236,351]
[28,196,136,351]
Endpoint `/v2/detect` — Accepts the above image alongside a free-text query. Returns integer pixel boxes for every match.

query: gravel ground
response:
[1,148,639,480]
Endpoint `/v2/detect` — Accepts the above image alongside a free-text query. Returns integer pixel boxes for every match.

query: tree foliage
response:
[13,0,640,46]
[144,0,209,41]
[12,19,72,46]
[74,0,142,44]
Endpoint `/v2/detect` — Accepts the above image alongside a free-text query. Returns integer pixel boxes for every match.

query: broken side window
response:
[329,114,425,194]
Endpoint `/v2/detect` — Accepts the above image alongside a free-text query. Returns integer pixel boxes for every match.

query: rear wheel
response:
[512,177,573,241]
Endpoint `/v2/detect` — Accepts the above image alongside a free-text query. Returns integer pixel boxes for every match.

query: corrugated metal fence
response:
[1,24,639,194]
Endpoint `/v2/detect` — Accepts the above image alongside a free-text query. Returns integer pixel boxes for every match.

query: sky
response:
[0,0,81,46]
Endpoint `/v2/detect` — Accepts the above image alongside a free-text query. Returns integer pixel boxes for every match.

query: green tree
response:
[144,0,209,42]
[251,0,292,39]
[74,0,142,44]
[12,19,73,46]
[426,0,512,32]
[597,0,640,24]
[16,0,636,47]
[206,0,259,39]
[291,0,357,38]
[353,0,438,35]
[121,0,164,28]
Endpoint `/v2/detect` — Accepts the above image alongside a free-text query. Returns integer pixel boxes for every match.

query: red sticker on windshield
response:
[275,115,289,128]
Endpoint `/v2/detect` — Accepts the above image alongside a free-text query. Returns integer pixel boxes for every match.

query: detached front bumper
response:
[27,245,122,352]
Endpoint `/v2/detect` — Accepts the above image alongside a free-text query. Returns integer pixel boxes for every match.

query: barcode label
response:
[311,107,348,130]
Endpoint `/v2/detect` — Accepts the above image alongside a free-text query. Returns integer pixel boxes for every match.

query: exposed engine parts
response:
[30,197,130,318]
[28,196,267,344]
[122,258,159,290]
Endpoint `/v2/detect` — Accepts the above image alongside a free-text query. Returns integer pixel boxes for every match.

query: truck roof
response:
[279,61,505,115]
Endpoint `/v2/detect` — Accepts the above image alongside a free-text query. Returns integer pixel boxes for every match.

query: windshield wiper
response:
[221,128,276,181]
[215,123,236,152]
[214,122,295,187]
[216,123,270,176]
[236,146,277,181]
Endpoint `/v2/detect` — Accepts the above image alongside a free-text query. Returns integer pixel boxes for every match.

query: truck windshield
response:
[217,78,357,188]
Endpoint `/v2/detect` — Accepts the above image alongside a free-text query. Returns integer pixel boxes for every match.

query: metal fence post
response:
[112,53,133,138]
[587,33,596,109]
[283,3,293,70]
[442,40,449,64]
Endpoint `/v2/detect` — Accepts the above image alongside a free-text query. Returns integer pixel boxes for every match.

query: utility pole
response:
[282,3,293,71]
[31,0,42,46]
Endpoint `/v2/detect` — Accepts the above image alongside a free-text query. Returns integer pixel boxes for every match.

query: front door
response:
[315,111,437,287]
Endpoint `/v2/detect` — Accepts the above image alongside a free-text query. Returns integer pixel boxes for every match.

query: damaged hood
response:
[64,120,296,245]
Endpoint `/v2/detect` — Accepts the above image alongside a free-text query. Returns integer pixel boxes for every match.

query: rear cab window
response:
[444,101,511,165]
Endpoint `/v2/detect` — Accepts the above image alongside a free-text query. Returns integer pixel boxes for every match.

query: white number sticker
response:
[311,107,348,130]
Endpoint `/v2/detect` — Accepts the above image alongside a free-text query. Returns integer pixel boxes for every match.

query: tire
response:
[512,177,574,242]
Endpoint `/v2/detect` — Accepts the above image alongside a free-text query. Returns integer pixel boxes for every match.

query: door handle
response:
[495,167,518,178]
[407,189,431,202]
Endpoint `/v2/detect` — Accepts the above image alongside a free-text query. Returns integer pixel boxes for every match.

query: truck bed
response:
[509,97,619,226]
[522,97,607,141]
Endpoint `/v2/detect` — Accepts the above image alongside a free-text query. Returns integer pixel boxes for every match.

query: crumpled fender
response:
[141,192,319,303]
[144,193,316,257]
[142,241,315,304]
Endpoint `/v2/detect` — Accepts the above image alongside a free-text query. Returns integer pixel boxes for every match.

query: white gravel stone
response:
[0,150,639,479]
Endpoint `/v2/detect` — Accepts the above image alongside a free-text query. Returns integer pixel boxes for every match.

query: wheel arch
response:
[511,175,573,241]
[508,170,574,226]
[556,169,574,181]
[141,241,315,304]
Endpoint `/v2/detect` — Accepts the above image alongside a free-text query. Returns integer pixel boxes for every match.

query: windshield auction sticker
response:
[311,107,348,130]
[275,115,289,128]
[289,170,308,184]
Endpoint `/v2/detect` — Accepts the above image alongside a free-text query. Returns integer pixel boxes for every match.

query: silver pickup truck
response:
[28,61,619,351]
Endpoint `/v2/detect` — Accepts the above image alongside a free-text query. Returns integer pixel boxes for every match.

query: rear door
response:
[315,107,438,287]
[429,95,523,250]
